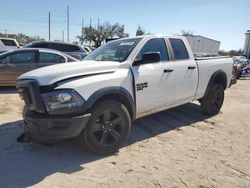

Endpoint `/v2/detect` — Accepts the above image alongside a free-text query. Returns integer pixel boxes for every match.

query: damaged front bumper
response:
[22,108,91,144]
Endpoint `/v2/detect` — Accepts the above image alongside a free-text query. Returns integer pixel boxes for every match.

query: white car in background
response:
[0,38,20,52]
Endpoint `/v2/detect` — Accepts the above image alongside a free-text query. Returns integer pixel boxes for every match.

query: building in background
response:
[184,35,220,57]
[243,30,250,59]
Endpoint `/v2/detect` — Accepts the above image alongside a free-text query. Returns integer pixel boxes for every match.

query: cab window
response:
[136,38,169,61]
[169,38,189,60]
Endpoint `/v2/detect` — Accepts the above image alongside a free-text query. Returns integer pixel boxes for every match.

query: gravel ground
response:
[0,80,249,188]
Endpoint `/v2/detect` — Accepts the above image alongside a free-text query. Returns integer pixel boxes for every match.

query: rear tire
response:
[201,83,224,115]
[80,100,131,155]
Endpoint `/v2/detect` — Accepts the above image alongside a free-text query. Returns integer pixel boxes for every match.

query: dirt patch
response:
[0,80,249,187]
[0,87,23,125]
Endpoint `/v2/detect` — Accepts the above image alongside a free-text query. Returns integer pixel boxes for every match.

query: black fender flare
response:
[84,87,136,121]
[204,70,227,97]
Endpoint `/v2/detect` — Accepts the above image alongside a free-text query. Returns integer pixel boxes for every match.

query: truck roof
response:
[114,35,187,41]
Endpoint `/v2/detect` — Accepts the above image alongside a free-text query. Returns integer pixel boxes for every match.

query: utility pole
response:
[48,12,51,41]
[67,5,69,42]
[89,18,92,46]
[97,18,100,31]
[81,18,84,45]
[82,18,84,29]
[62,31,64,42]
[5,29,8,37]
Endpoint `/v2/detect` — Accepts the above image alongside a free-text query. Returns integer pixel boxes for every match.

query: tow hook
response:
[17,133,31,143]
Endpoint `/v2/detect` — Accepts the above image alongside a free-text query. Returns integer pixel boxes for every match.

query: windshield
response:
[85,38,141,62]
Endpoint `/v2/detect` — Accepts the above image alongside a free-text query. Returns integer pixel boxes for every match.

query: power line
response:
[0,20,47,24]
[0,4,88,42]
[0,12,66,20]
[0,3,66,13]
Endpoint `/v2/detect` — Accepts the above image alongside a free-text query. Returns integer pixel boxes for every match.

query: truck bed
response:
[195,56,233,100]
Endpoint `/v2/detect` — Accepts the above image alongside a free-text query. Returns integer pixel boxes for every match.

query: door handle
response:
[188,66,196,70]
[164,69,174,73]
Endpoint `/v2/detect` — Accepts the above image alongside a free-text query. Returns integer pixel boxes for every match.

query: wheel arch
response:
[204,70,227,97]
[84,87,136,121]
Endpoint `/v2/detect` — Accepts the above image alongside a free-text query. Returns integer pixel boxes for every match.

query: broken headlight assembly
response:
[42,90,84,115]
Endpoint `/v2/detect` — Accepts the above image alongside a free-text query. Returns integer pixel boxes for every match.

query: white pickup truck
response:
[17,35,233,155]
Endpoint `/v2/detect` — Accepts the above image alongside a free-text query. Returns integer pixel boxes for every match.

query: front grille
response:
[16,79,45,113]
[18,87,32,108]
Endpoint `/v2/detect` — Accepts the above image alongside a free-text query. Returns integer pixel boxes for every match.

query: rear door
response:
[38,51,67,68]
[131,38,175,115]
[0,51,37,85]
[169,38,198,103]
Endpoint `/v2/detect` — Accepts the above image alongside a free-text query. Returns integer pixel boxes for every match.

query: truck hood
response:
[18,60,121,86]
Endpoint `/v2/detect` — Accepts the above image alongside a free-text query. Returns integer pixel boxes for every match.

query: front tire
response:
[81,100,131,155]
[201,83,224,115]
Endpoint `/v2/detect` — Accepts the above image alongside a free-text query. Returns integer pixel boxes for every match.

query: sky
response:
[0,0,249,50]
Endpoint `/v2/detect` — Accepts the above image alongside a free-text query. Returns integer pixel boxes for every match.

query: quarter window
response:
[136,38,169,61]
[169,38,189,60]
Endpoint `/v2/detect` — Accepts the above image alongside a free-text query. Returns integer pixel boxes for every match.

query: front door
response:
[131,38,175,116]
[0,51,37,85]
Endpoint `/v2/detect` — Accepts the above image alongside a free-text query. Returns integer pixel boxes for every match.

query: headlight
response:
[42,90,84,115]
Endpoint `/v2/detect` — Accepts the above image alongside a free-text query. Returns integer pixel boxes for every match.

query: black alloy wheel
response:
[91,110,124,147]
[81,100,131,155]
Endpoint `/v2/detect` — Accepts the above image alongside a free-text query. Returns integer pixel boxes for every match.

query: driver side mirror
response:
[133,52,160,66]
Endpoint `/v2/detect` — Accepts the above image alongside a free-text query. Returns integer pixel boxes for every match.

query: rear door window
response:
[1,39,17,47]
[39,52,66,63]
[169,38,189,60]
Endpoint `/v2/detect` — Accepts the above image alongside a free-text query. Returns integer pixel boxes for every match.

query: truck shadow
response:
[0,102,210,188]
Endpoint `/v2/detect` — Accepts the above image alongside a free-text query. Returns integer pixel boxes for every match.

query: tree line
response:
[77,23,150,47]
[0,32,43,45]
[219,49,243,57]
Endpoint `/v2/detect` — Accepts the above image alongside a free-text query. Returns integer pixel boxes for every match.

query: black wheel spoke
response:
[110,117,122,128]
[100,132,108,146]
[103,110,111,122]
[110,129,122,141]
